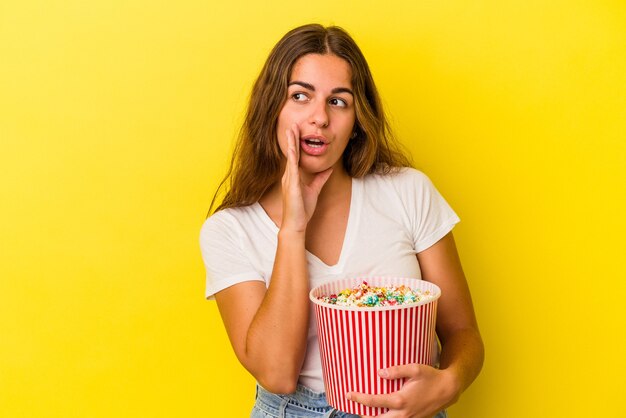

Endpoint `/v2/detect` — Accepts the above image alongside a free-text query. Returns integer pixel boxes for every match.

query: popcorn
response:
[317,280,434,307]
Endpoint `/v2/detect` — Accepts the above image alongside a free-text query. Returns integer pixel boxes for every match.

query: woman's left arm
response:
[348,232,484,418]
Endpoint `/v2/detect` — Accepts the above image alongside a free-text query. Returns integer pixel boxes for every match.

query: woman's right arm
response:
[214,230,307,394]
[214,125,333,394]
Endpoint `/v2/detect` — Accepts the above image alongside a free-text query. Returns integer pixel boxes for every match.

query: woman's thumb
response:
[309,168,333,193]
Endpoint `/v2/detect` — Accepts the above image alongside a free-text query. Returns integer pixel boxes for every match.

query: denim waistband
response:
[252,383,447,418]
[252,384,359,418]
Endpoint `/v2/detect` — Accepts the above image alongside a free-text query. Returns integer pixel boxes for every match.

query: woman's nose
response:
[308,101,329,128]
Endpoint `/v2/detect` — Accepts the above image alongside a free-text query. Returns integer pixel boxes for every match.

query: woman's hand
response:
[347,364,460,418]
[280,124,333,233]
[347,234,484,417]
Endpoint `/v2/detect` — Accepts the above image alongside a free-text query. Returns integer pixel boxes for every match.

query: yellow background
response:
[1,0,625,417]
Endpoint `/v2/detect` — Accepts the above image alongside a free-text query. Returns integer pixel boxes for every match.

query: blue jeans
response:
[250,384,448,418]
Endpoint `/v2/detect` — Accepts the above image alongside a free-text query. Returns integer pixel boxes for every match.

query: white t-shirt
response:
[200,167,460,392]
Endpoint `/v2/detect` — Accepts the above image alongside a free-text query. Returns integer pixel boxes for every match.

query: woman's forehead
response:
[289,53,353,88]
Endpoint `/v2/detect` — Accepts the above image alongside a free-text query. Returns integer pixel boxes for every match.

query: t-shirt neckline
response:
[253,177,361,272]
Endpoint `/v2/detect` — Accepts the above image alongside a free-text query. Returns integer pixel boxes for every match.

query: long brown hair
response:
[209,24,412,214]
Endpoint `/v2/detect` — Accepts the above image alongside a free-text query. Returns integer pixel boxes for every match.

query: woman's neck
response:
[314,166,351,208]
[259,164,352,216]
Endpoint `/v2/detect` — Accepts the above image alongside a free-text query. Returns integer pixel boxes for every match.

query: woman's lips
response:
[300,136,329,156]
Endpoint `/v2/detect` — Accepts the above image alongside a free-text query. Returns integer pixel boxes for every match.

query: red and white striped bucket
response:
[309,277,441,417]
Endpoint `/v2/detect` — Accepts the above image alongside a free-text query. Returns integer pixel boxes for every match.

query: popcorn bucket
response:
[309,277,441,416]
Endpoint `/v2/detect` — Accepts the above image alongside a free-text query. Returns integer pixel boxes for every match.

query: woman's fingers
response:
[286,124,300,170]
[289,126,302,173]
[291,123,300,162]
[284,127,300,190]
[378,363,424,380]
[346,391,399,410]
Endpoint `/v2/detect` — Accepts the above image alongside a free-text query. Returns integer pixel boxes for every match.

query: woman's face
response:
[276,53,356,177]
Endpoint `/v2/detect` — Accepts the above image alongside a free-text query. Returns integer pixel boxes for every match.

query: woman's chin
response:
[299,160,333,175]
[299,161,348,184]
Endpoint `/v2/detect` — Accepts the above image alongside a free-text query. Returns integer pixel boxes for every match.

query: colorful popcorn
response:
[317,280,435,307]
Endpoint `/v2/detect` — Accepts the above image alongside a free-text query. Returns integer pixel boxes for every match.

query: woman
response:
[200,24,484,418]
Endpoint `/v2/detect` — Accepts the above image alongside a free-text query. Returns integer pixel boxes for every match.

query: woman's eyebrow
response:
[331,87,354,96]
[289,81,315,90]
[288,81,354,96]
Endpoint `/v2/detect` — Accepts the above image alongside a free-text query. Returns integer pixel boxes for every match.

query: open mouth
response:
[304,138,325,148]
[300,137,328,156]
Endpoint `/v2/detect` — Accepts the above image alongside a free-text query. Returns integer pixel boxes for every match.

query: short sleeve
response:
[396,168,460,253]
[199,210,264,299]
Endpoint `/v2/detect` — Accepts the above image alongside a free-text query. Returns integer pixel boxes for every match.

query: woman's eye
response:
[329,98,347,108]
[292,93,308,102]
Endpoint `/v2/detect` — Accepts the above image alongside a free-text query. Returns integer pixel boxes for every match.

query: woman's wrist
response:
[278,227,306,241]
[439,366,464,405]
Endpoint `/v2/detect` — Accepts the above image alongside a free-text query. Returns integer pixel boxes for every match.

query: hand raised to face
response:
[279,123,333,234]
